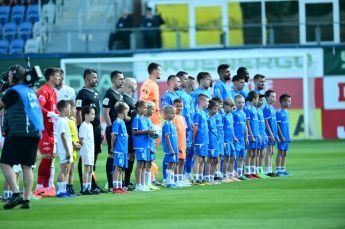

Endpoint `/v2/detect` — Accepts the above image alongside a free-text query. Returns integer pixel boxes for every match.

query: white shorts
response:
[58,151,73,164]
[13,164,22,173]
[81,153,94,166]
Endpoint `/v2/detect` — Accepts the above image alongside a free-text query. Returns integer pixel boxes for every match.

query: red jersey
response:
[37,83,58,137]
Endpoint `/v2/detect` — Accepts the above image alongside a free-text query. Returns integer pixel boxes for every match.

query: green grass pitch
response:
[0,140,345,229]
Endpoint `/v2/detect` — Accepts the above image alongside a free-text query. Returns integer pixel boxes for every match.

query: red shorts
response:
[38,133,55,155]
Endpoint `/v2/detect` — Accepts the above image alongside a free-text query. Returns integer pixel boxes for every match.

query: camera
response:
[0,57,43,91]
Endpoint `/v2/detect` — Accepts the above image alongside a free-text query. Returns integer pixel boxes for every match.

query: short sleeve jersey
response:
[162,121,178,154]
[176,89,194,131]
[36,83,58,136]
[244,105,259,137]
[230,89,247,100]
[171,114,187,151]
[55,85,76,102]
[215,111,224,142]
[78,121,94,156]
[257,107,266,138]
[207,115,219,150]
[213,80,231,99]
[223,112,234,142]
[112,118,128,153]
[191,87,211,109]
[161,91,179,109]
[55,116,73,155]
[76,88,101,127]
[139,78,160,112]
[276,109,290,141]
[232,109,247,144]
[145,117,156,152]
[263,104,278,138]
[193,109,209,145]
[102,88,124,124]
[132,115,149,149]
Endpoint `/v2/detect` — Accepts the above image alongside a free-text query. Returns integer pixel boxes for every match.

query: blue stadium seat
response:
[11,5,26,24]
[0,39,9,54]
[26,5,39,23]
[0,6,10,25]
[19,22,32,40]
[9,39,24,54]
[3,22,17,41]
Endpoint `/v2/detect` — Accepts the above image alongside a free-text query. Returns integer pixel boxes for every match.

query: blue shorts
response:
[257,136,267,150]
[225,142,235,157]
[163,152,178,163]
[147,148,156,161]
[135,148,147,161]
[278,141,289,151]
[267,137,277,146]
[195,144,208,157]
[218,140,225,156]
[247,136,258,149]
[113,152,128,168]
[234,143,246,157]
[207,149,219,158]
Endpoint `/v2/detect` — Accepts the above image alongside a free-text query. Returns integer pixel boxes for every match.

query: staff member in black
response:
[121,77,137,190]
[76,69,104,194]
[0,65,44,209]
[103,71,125,191]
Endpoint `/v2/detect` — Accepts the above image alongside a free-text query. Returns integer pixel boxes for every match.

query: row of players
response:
[56,87,291,195]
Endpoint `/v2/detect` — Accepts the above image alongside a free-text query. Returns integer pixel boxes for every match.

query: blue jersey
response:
[161,91,179,108]
[132,115,149,149]
[215,111,224,142]
[263,104,278,138]
[191,87,211,109]
[207,115,219,150]
[244,105,259,137]
[145,116,156,153]
[223,112,234,142]
[213,80,231,99]
[257,107,266,139]
[232,109,247,144]
[112,118,128,153]
[230,89,248,100]
[176,89,194,129]
[251,88,267,106]
[193,109,209,145]
[276,109,290,141]
[162,121,178,154]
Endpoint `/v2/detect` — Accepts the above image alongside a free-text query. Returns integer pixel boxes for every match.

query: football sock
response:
[193,174,198,182]
[204,175,210,182]
[265,167,270,174]
[82,183,88,192]
[178,174,183,181]
[276,167,281,173]
[87,183,91,191]
[171,171,175,184]
[124,160,134,185]
[162,163,167,179]
[210,175,214,182]
[198,174,203,182]
[57,182,63,194]
[282,166,286,172]
[37,158,52,188]
[245,166,251,174]
[166,170,172,185]
[78,158,83,188]
[48,163,55,187]
[251,166,256,174]
[144,171,151,186]
[106,157,114,189]
[237,168,243,177]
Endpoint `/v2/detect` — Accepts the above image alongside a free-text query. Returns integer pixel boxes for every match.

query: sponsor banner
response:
[323,76,345,110]
[133,48,323,82]
[289,109,322,140]
[322,109,345,139]
[324,48,345,76]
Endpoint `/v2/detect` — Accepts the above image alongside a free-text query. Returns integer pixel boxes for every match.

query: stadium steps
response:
[45,0,116,53]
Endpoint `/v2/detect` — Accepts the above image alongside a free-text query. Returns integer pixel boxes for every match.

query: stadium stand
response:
[9,38,24,54]
[3,22,16,41]
[19,21,32,40]
[0,5,10,24]
[26,4,39,23]
[11,5,25,24]
[0,39,8,54]
[24,37,40,53]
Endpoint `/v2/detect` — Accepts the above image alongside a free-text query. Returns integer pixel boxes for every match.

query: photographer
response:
[0,65,44,209]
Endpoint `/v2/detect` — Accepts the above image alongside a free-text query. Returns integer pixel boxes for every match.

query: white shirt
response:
[79,121,94,156]
[55,116,73,156]
[55,84,76,102]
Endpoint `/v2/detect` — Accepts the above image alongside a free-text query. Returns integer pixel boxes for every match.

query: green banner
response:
[324,47,345,75]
